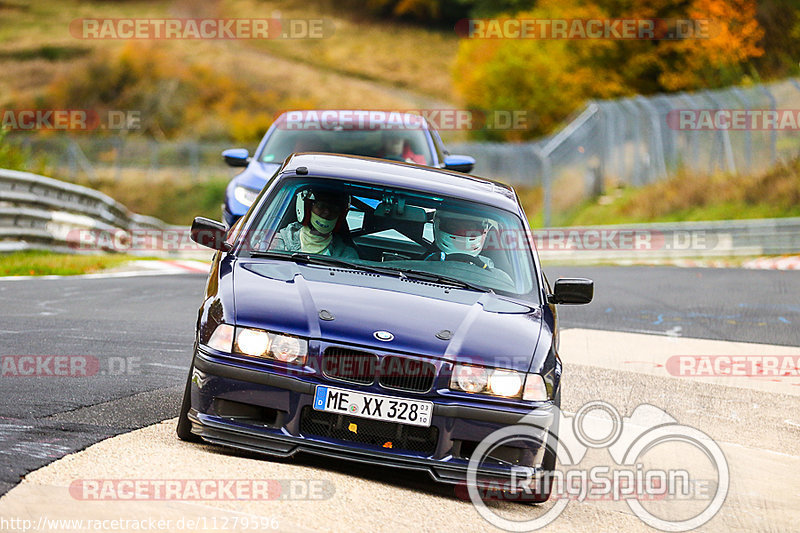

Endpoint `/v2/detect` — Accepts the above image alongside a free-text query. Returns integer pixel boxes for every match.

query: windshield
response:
[240,177,540,301]
[258,127,434,166]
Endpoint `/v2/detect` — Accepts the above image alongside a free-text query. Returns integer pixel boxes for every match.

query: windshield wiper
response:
[247,252,490,292]
[395,268,493,293]
[248,251,408,278]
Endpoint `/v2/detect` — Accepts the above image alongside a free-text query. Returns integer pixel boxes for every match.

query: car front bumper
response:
[188,348,556,486]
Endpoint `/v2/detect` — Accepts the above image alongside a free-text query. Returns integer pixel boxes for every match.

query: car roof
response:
[278,153,520,213]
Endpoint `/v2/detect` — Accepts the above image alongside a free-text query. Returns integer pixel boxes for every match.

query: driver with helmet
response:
[270,187,359,258]
[424,210,495,269]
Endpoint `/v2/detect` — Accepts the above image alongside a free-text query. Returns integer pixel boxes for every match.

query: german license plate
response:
[313,386,433,428]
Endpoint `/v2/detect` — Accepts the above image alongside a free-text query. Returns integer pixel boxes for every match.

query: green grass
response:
[0,250,144,276]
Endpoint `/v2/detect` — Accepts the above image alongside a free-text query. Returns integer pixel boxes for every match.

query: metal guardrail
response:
[0,168,170,253]
[451,77,800,226]
[535,217,800,263]
[1,168,797,262]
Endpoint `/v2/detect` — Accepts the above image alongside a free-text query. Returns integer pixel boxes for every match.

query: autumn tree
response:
[453,0,765,139]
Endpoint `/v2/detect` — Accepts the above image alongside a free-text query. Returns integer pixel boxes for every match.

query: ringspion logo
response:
[465,401,729,531]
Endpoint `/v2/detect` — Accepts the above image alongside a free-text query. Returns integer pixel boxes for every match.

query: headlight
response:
[205,324,307,365]
[523,374,549,401]
[207,324,234,352]
[234,186,259,207]
[450,364,547,400]
[270,334,308,363]
[489,369,523,397]
[453,364,488,393]
[236,328,271,357]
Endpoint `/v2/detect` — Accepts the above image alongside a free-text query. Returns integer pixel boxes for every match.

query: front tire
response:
[176,362,201,442]
[503,393,561,504]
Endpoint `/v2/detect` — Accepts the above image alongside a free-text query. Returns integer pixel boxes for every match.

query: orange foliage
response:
[454,0,765,139]
[40,42,291,141]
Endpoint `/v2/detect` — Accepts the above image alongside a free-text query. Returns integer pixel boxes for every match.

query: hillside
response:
[0,0,460,142]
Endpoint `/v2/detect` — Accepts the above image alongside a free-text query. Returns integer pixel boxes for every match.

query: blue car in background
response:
[179,152,593,502]
[220,110,476,227]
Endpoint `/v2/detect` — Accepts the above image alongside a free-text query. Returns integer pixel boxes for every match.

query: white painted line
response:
[0,260,211,281]
[146,363,189,371]
[561,328,800,396]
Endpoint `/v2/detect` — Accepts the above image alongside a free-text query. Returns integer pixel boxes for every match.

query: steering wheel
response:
[444,253,487,269]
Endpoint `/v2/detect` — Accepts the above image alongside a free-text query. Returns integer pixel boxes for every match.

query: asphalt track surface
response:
[0,265,798,508]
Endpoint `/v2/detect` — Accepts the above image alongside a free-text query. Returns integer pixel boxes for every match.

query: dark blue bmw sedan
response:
[178,153,592,502]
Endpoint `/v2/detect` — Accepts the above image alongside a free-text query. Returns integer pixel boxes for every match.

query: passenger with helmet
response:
[270,187,359,258]
[378,131,426,165]
[424,210,495,269]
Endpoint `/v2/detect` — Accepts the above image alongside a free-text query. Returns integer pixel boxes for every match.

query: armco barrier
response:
[0,168,170,254]
[2,168,798,261]
[535,218,800,263]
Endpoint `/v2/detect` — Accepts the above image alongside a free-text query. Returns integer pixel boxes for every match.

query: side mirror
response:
[191,217,232,251]
[222,148,250,167]
[443,154,475,173]
[548,278,593,305]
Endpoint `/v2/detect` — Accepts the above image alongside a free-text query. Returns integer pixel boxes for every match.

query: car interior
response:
[261,130,432,166]
[257,181,528,293]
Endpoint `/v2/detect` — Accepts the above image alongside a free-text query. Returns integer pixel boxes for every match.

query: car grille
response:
[379,356,436,393]
[322,347,378,385]
[299,406,439,455]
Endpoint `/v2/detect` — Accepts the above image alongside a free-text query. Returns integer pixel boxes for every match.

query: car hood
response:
[236,161,281,191]
[231,260,543,372]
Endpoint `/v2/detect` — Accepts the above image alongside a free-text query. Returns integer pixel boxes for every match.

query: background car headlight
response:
[235,328,271,357]
[450,364,548,400]
[234,185,259,207]
[452,364,488,393]
[269,334,307,363]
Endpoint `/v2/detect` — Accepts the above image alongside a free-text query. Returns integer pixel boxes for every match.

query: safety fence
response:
[0,168,170,254]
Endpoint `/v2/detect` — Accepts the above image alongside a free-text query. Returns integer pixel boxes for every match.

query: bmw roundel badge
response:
[374,330,394,342]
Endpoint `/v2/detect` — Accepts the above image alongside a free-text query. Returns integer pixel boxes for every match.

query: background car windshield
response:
[244,177,538,300]
[259,128,434,166]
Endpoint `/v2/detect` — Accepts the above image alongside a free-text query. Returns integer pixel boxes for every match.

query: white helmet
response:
[295,187,350,233]
[433,211,490,256]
